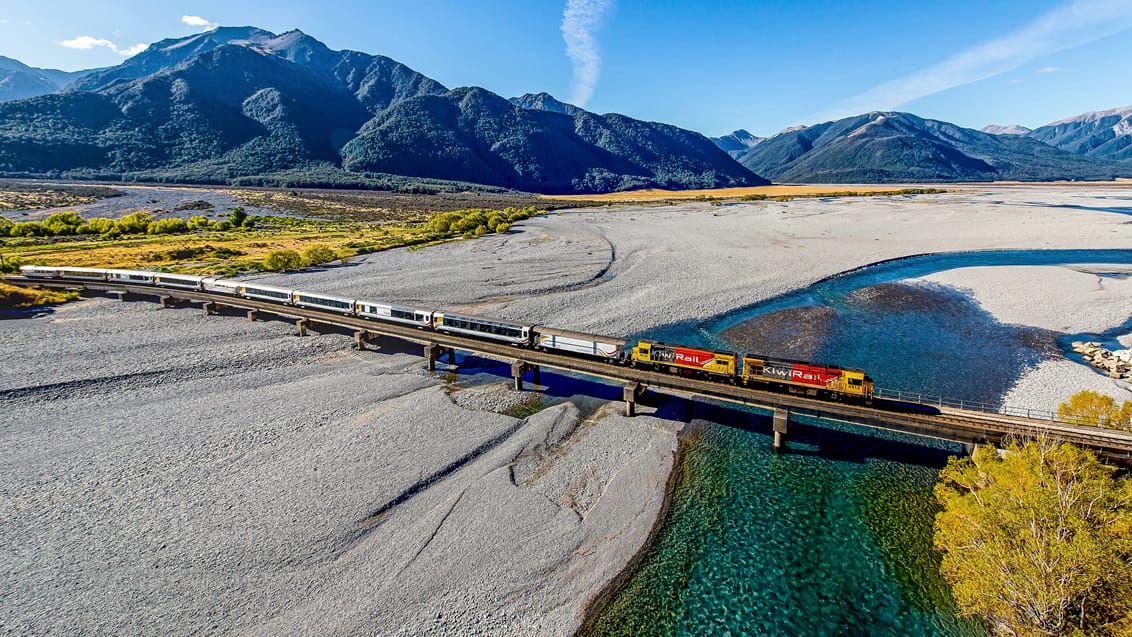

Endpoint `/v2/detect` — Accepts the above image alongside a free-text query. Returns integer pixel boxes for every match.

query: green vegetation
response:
[502,395,547,419]
[0,282,78,309]
[300,244,337,267]
[1058,390,1132,430]
[263,249,302,271]
[423,206,538,238]
[934,441,1132,637]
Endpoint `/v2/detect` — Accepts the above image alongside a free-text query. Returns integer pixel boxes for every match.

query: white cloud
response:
[1036,66,1062,73]
[1010,79,1024,84]
[58,35,148,57]
[59,35,117,50]
[809,0,1132,123]
[561,0,614,108]
[182,15,217,30]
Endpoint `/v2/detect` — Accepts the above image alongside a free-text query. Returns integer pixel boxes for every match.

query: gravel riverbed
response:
[4,184,1132,635]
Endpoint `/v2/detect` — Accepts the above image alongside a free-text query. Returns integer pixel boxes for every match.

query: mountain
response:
[710,129,765,158]
[0,56,93,102]
[510,92,582,116]
[738,111,1132,183]
[981,124,1031,136]
[0,28,764,193]
[1028,106,1132,162]
[342,87,766,193]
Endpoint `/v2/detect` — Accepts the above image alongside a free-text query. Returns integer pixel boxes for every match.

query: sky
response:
[2,0,1131,137]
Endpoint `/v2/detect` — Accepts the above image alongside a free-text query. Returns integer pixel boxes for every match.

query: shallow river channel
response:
[585,249,1132,636]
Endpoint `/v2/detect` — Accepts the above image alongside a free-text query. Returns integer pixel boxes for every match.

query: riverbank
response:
[4,184,1132,634]
[914,265,1132,412]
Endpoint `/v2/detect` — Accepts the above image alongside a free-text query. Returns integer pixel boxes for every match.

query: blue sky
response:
[2,0,1131,136]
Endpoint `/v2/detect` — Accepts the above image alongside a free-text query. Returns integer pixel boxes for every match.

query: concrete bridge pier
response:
[424,344,457,372]
[296,318,309,336]
[159,295,174,308]
[203,301,218,316]
[512,360,535,391]
[624,383,645,417]
[246,309,259,322]
[773,406,789,451]
[354,330,368,350]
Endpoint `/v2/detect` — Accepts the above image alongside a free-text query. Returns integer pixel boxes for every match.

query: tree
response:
[230,207,247,226]
[42,211,84,235]
[934,441,1132,637]
[117,212,153,234]
[146,218,188,234]
[301,244,337,267]
[262,250,301,271]
[1058,390,1132,430]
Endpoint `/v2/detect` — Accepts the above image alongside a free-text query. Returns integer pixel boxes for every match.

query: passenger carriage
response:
[154,273,205,290]
[433,312,532,345]
[356,301,433,328]
[238,283,294,304]
[293,291,356,315]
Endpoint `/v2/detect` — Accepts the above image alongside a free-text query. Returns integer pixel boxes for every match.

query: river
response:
[584,249,1132,636]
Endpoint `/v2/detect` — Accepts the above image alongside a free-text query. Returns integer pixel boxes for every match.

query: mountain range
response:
[0,56,94,102]
[1028,106,1132,163]
[0,27,762,193]
[730,111,1132,183]
[709,130,766,159]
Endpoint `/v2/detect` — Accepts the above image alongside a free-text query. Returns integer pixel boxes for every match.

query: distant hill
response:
[738,111,1132,183]
[1028,106,1132,162]
[981,124,1032,136]
[0,28,764,193]
[509,92,583,116]
[0,56,93,102]
[709,129,765,158]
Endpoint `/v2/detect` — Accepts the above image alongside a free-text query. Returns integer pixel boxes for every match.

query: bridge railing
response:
[873,387,1125,429]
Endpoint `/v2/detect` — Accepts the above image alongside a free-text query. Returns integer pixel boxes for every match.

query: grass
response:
[0,282,79,310]
[502,395,548,419]
[548,185,950,203]
[0,216,443,275]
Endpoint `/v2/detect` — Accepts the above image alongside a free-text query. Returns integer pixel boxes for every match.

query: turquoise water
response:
[585,249,1132,637]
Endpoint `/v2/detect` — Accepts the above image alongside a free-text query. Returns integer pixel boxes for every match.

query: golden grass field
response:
[1,222,431,275]
[547,185,949,202]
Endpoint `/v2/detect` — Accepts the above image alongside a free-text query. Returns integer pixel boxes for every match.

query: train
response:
[18,265,875,402]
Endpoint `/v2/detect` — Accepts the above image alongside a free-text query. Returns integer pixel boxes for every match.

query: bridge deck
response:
[10,276,1132,464]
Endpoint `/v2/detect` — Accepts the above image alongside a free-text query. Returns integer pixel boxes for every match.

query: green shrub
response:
[0,218,13,234]
[10,221,45,237]
[187,215,212,230]
[263,249,302,271]
[118,212,154,234]
[76,218,118,235]
[147,218,189,234]
[301,244,337,267]
[0,254,22,273]
[214,220,233,231]
[230,207,247,226]
[473,225,489,237]
[495,222,511,233]
[42,211,84,235]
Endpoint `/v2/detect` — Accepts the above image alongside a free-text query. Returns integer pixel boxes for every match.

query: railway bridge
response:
[10,276,1132,465]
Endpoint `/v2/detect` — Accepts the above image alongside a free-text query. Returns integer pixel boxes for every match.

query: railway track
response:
[9,275,1132,464]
